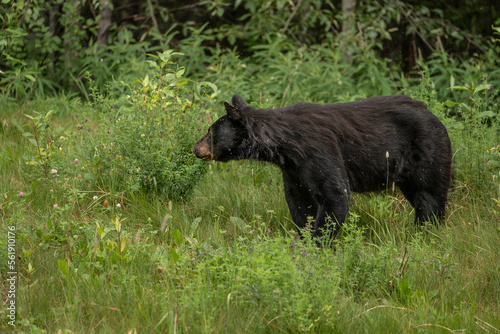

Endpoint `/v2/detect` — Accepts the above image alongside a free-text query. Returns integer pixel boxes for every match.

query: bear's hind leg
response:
[414,190,446,224]
[401,188,446,225]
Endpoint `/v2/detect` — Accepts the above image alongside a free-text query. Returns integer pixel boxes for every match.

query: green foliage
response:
[155,222,341,331]
[21,110,56,175]
[0,0,154,100]
[6,174,499,333]
[198,40,401,108]
[175,2,500,108]
[1,0,86,99]
[213,0,338,48]
[2,0,498,104]
[77,51,216,199]
[444,81,499,186]
[335,217,400,299]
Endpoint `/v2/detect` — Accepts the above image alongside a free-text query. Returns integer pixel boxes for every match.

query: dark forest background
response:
[1,0,499,103]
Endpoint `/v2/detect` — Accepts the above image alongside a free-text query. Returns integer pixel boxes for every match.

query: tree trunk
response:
[98,0,113,47]
[342,0,355,33]
[49,0,59,37]
[48,0,60,73]
[63,0,82,63]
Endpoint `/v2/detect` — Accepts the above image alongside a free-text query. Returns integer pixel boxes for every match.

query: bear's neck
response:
[240,110,306,167]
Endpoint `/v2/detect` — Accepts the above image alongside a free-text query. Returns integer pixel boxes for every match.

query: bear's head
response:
[192,95,250,162]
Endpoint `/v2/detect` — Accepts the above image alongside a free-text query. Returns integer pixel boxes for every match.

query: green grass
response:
[1,89,499,334]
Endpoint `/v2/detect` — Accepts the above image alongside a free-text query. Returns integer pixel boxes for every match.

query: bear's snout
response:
[193,137,214,161]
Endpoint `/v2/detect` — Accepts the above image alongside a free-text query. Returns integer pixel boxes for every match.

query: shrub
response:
[79,51,218,200]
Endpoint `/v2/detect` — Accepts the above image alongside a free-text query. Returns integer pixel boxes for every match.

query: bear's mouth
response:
[194,149,214,161]
[202,153,214,161]
[193,141,214,161]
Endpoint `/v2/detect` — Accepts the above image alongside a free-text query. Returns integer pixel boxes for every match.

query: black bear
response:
[193,94,452,239]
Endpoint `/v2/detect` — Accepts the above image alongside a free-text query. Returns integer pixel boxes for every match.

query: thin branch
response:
[411,324,465,333]
[281,52,302,108]
[168,3,200,13]
[281,0,303,33]
[475,316,500,333]
[146,0,158,30]
[351,305,413,321]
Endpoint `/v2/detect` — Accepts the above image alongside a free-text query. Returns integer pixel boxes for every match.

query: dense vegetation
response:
[1,0,499,333]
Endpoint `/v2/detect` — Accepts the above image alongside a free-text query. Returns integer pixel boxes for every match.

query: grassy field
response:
[1,86,499,334]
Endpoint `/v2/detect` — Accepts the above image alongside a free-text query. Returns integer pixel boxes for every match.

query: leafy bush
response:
[78,51,218,200]
[334,217,400,299]
[0,1,161,100]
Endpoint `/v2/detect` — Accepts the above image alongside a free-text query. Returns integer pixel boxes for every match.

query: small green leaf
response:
[57,258,68,277]
[45,110,55,119]
[169,247,180,263]
[475,83,492,93]
[31,180,39,192]
[175,79,189,87]
[444,100,459,107]
[185,236,198,248]
[477,110,495,119]
[199,81,219,94]
[164,73,175,82]
[120,237,128,253]
[171,228,183,245]
[28,138,38,146]
[175,67,186,78]
[449,85,469,91]
[146,60,160,70]
[230,216,250,233]
[190,217,202,235]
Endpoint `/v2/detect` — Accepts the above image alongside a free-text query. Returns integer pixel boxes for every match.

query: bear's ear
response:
[224,101,243,121]
[231,94,248,109]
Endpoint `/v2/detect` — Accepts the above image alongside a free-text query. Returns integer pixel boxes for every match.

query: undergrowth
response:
[0,44,499,333]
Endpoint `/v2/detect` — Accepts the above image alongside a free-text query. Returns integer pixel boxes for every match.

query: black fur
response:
[193,94,453,239]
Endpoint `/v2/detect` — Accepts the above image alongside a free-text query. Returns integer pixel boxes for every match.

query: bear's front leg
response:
[283,169,350,241]
[312,185,350,240]
[282,171,318,231]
